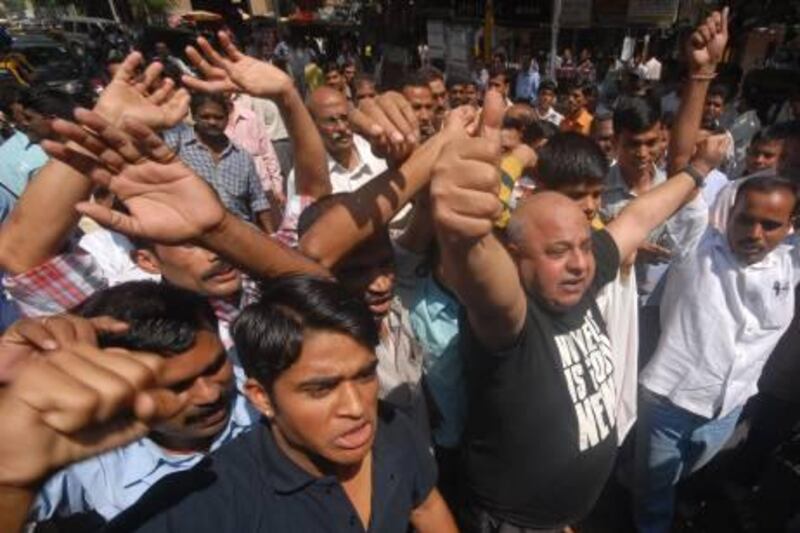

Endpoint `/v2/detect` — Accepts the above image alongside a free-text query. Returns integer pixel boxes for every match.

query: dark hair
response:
[613,96,661,135]
[189,91,228,114]
[402,72,431,92]
[521,120,550,145]
[538,79,557,94]
[771,120,800,142]
[418,66,444,83]
[750,125,784,147]
[446,72,470,90]
[323,61,341,75]
[0,84,23,116]
[232,275,378,391]
[590,109,613,132]
[707,83,730,102]
[353,73,375,88]
[734,176,799,216]
[19,87,77,120]
[489,66,509,83]
[535,132,609,189]
[74,281,218,355]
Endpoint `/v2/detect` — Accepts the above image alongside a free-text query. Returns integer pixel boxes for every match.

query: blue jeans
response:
[634,388,743,533]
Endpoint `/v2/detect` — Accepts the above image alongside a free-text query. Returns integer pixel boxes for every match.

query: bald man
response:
[430,133,728,531]
[280,87,389,242]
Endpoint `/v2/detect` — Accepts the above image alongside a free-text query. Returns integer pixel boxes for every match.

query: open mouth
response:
[334,421,373,450]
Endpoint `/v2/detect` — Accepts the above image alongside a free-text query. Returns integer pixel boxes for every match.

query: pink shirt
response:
[226,101,284,196]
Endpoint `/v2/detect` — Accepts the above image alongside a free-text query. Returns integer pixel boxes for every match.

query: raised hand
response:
[182,32,293,99]
[691,132,731,175]
[687,8,729,74]
[0,341,201,489]
[93,51,190,130]
[0,315,128,383]
[350,91,420,165]
[41,109,228,245]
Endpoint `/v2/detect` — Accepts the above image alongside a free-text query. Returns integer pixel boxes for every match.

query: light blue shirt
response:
[32,394,255,522]
[0,130,47,197]
[514,68,540,102]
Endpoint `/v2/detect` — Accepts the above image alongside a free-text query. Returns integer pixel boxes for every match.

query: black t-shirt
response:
[108,403,436,532]
[461,229,621,529]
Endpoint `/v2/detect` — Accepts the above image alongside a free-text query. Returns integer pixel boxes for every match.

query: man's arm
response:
[0,56,190,275]
[183,32,329,199]
[667,8,729,176]
[46,111,329,280]
[431,137,527,351]
[409,488,458,533]
[608,133,729,260]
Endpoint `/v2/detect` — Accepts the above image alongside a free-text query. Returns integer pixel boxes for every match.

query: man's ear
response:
[131,248,162,275]
[244,377,276,420]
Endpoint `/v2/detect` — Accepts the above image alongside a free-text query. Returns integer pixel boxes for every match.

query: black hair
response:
[538,79,557,94]
[402,72,431,92]
[0,84,23,117]
[771,120,800,142]
[19,87,77,120]
[189,91,228,114]
[74,281,218,355]
[613,95,662,135]
[232,275,379,391]
[590,109,613,132]
[522,120,551,145]
[535,132,609,189]
[489,66,509,83]
[750,125,785,147]
[734,176,799,216]
[446,72,470,90]
[418,66,444,83]
[323,61,342,75]
[707,82,730,102]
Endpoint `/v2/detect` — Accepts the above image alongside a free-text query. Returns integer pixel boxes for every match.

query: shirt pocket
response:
[744,271,793,330]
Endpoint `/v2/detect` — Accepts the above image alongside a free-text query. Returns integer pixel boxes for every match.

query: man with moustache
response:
[402,74,437,142]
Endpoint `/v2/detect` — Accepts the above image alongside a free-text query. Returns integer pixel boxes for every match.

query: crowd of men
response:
[0,7,799,532]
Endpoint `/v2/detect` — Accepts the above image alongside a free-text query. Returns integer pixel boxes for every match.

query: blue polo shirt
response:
[109,403,437,532]
[0,130,47,198]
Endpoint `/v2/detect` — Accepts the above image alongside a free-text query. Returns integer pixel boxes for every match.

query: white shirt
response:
[643,57,662,81]
[538,106,564,126]
[640,194,800,418]
[78,229,160,286]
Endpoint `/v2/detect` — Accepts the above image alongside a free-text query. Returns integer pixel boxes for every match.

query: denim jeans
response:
[634,388,743,533]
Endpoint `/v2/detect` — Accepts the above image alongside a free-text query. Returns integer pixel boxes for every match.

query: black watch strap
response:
[681,164,706,188]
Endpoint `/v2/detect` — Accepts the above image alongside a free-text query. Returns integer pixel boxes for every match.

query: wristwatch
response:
[681,164,707,188]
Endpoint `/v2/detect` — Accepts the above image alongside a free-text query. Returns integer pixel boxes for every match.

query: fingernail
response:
[392,132,404,143]
[407,133,417,143]
[43,340,58,350]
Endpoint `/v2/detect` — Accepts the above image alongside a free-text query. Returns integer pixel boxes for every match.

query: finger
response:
[480,90,504,146]
[112,51,144,83]
[135,61,164,94]
[448,188,504,220]
[184,45,227,82]
[720,7,729,35]
[75,110,141,165]
[120,118,177,163]
[39,317,82,347]
[698,25,713,44]
[41,141,105,177]
[75,202,143,238]
[218,31,245,61]
[180,74,232,95]
[161,88,191,127]
[379,93,418,143]
[361,100,404,144]
[147,77,175,105]
[134,389,189,423]
[196,36,229,69]
[709,11,722,34]
[45,348,138,423]
[390,94,420,143]
[49,117,108,155]
[88,317,129,335]
[349,108,385,138]
[5,319,59,351]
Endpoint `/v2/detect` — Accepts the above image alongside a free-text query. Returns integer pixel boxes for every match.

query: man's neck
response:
[619,163,654,193]
[331,146,359,172]
[197,131,229,155]
[151,433,216,455]
[569,107,585,120]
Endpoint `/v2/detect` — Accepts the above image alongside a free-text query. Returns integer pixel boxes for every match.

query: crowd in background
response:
[0,7,800,533]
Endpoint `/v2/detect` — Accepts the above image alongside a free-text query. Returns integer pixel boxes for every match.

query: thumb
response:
[480,89,505,148]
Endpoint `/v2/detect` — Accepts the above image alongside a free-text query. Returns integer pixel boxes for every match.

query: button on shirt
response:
[640,194,800,419]
[32,394,254,522]
[109,405,437,532]
[162,124,269,223]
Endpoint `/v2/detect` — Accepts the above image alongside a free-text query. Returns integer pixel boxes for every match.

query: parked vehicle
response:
[0,34,87,96]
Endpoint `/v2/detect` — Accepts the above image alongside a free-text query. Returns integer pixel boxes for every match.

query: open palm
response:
[182,32,293,99]
[92,51,190,130]
[43,110,226,245]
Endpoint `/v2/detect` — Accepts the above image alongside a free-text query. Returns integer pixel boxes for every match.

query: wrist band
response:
[681,164,707,188]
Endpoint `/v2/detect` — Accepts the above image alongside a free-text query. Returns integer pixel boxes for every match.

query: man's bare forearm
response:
[0,485,34,532]
[0,160,93,274]
[275,87,330,199]
[201,212,329,279]
[299,133,448,268]
[667,76,713,176]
